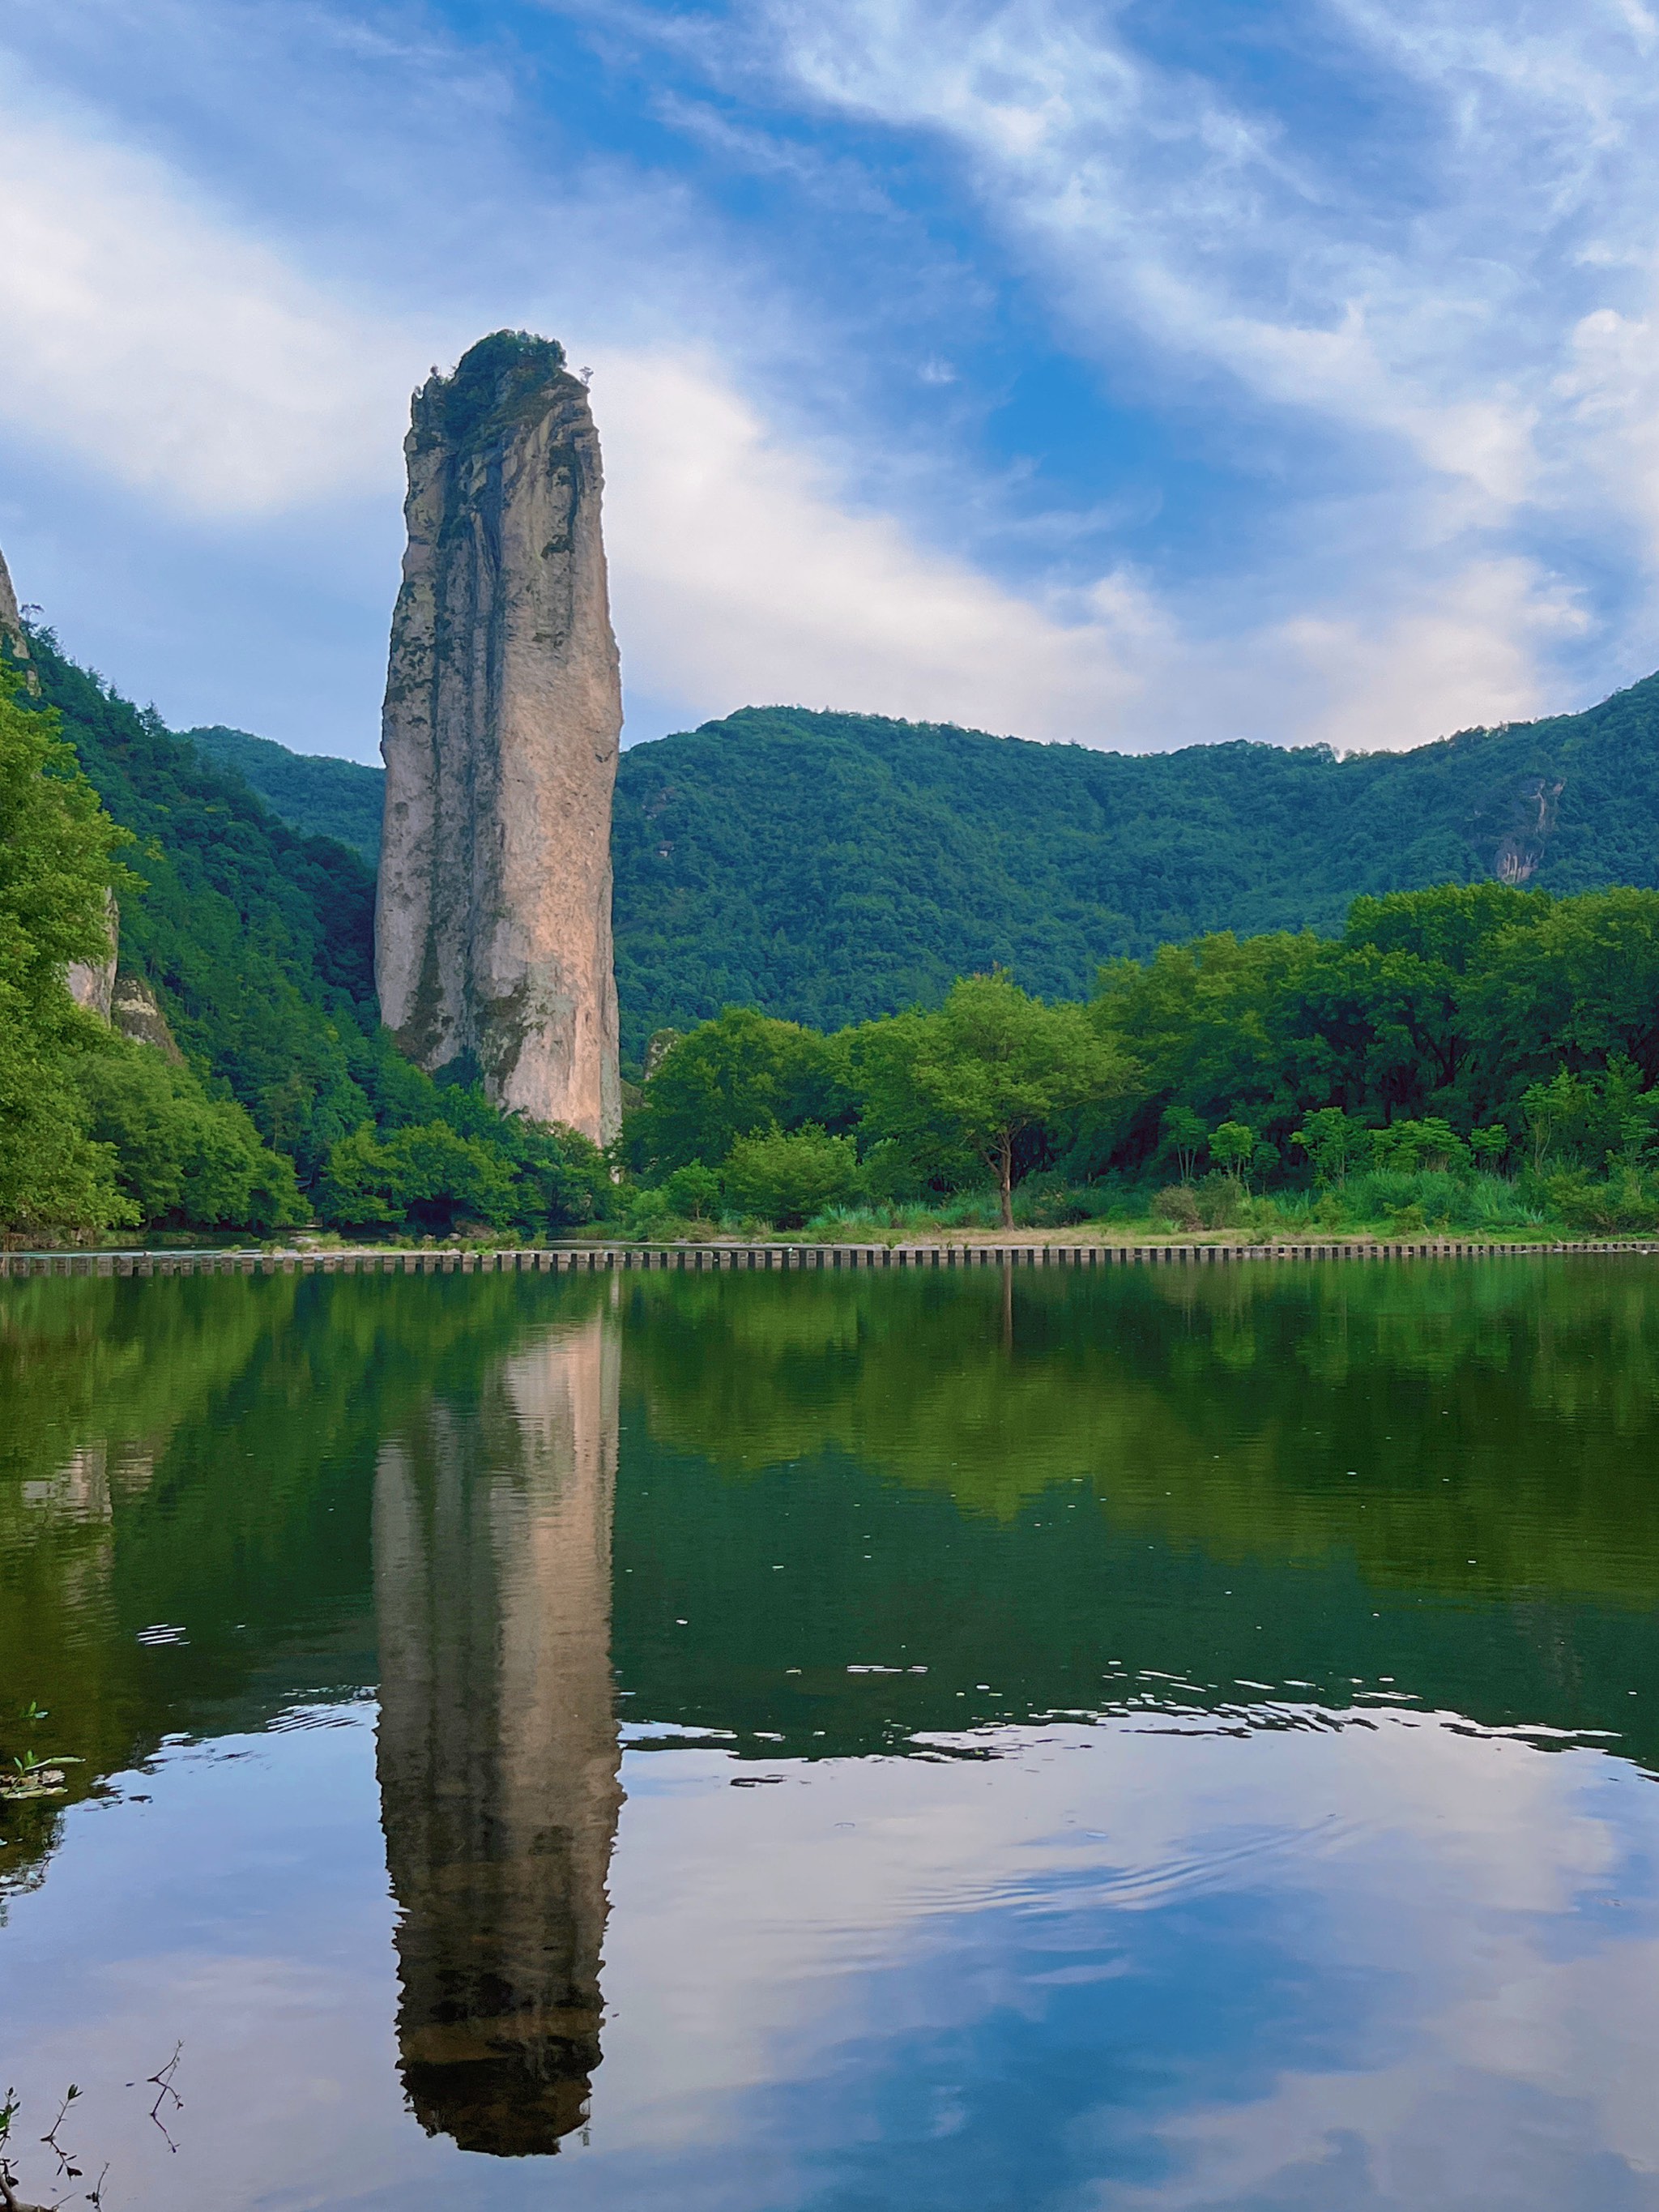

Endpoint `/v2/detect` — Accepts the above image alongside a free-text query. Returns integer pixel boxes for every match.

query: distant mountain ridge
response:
[188,724,382,863]
[190,679,1659,1060]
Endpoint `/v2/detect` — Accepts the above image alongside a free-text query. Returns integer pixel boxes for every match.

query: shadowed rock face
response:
[376,332,622,1143]
[373,1309,623,2156]
[0,541,29,667]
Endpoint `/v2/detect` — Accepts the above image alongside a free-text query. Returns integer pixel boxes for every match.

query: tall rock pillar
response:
[377,331,622,1144]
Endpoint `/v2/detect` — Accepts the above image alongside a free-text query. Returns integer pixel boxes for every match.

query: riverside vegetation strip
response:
[13,618,1659,1247]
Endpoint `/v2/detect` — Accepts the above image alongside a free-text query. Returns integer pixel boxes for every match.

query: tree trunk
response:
[998,1135,1014,1230]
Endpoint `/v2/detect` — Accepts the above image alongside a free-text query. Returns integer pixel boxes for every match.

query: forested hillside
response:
[195,678,1659,1060]
[614,884,1659,1242]
[188,724,382,864]
[31,632,381,1183]
[13,612,1659,1245]
[612,686,1659,1054]
[9,631,609,1238]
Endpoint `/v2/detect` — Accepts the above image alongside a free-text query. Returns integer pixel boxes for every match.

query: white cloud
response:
[1269,558,1591,754]
[745,0,1659,720]
[0,50,1179,744]
[0,0,1653,753]
[0,75,412,516]
[21,1706,1659,2209]
[755,0,1653,507]
[596,347,1168,741]
[593,1712,1659,2206]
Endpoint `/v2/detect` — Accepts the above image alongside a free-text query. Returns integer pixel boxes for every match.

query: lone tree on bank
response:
[903,972,1135,1228]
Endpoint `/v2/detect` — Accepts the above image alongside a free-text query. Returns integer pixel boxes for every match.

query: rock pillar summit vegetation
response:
[376,332,623,1145]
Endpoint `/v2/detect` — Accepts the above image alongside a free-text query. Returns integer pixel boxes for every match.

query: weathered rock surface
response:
[376,332,622,1143]
[0,539,37,690]
[0,540,28,655]
[112,971,184,1060]
[66,893,118,1021]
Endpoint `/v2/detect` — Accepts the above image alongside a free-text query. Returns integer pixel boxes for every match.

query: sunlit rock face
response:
[375,332,622,1144]
[65,895,117,1023]
[373,1306,623,2154]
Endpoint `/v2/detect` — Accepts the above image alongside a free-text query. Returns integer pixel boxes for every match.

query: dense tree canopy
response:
[18,612,1659,1242]
[0,656,134,1236]
[612,884,1659,1237]
[7,632,610,1241]
[186,677,1659,1064]
[859,973,1135,1225]
[75,1039,301,1232]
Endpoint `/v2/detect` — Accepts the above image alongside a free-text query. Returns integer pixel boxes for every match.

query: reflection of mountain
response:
[374,1310,623,2156]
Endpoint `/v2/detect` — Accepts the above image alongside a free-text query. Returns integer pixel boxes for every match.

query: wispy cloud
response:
[0,75,412,515]
[732,0,1659,722]
[0,0,1656,755]
[597,347,1170,740]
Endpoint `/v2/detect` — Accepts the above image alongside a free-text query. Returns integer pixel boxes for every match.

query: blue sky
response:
[3,0,1659,762]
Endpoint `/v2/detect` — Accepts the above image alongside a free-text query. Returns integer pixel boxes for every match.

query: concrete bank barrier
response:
[2,1239,1657,1279]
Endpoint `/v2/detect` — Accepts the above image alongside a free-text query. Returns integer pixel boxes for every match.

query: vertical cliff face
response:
[65,891,117,1022]
[0,543,24,653]
[376,332,622,1143]
[0,541,37,690]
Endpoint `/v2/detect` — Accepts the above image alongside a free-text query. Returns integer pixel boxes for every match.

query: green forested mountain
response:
[11,630,608,1235]
[612,685,1659,1055]
[192,677,1659,1060]
[187,724,382,865]
[13,610,1659,1240]
[27,633,382,1184]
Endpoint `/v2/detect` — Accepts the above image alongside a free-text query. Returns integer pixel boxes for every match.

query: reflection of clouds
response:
[4,1703,1658,2209]
[591,1713,1659,2207]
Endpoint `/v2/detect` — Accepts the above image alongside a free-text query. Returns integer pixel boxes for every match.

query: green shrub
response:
[1369,1118,1469,1174]
[317,1108,610,1236]
[660,1163,723,1220]
[317,1121,514,1233]
[724,1125,862,1228]
[1154,1184,1203,1232]
[1547,1169,1659,1236]
[623,1007,854,1177]
[498,1117,611,1229]
[75,1039,301,1230]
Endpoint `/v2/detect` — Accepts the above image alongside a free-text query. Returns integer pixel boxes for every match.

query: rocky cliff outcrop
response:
[111,971,184,1060]
[0,540,37,692]
[376,332,622,1143]
[65,890,118,1021]
[0,541,28,656]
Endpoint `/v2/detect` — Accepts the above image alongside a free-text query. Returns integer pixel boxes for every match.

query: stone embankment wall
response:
[5,1241,1654,1279]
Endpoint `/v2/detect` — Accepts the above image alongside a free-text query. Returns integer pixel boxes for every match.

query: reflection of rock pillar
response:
[373,1311,622,2155]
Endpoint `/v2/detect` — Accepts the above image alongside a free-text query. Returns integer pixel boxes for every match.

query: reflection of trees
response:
[0,1272,609,1899]
[375,1308,623,2156]
[624,1262,1659,1608]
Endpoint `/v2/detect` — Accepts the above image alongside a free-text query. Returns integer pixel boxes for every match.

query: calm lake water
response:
[4,1260,1659,2210]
